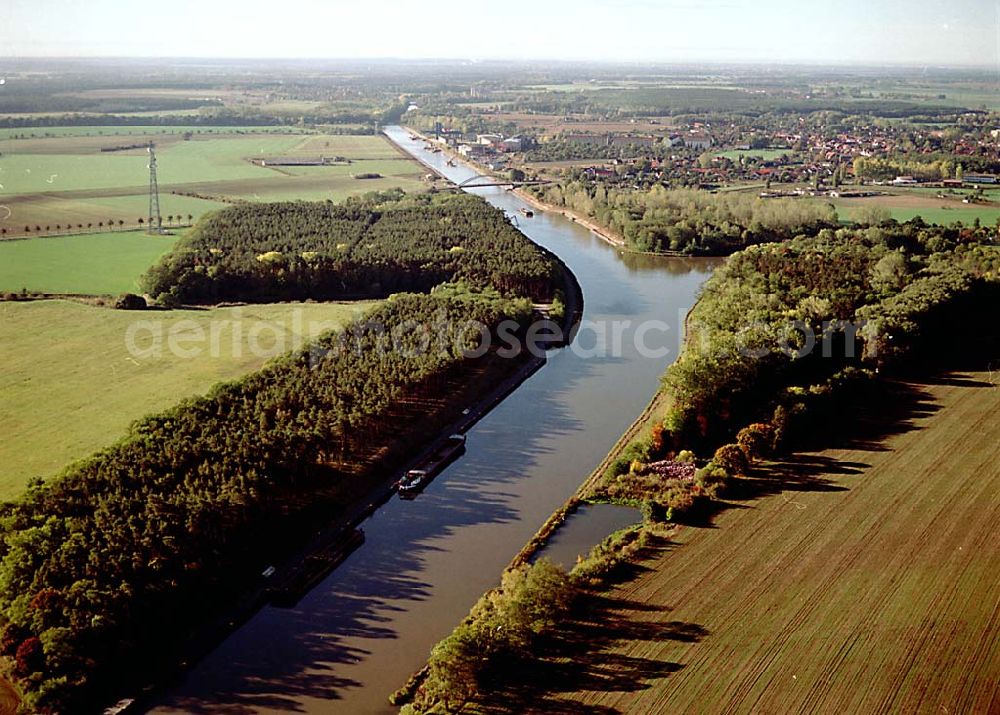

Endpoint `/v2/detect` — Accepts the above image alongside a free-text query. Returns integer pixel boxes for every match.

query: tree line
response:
[0,194,562,711]
[144,191,559,304]
[528,183,838,254]
[661,220,1000,450]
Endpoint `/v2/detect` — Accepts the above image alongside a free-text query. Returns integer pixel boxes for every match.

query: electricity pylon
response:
[148,142,164,235]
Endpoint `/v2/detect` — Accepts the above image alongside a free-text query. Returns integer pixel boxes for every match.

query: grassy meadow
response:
[0,125,425,497]
[715,148,791,161]
[0,125,311,140]
[0,299,375,495]
[0,136,305,193]
[3,193,225,240]
[0,130,425,238]
[0,231,179,295]
[541,372,1000,714]
[832,196,1000,225]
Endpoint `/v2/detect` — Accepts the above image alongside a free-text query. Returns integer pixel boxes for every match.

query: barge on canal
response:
[398,434,467,498]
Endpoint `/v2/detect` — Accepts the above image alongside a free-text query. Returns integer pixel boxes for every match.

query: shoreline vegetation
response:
[393,213,1000,712]
[401,127,634,253]
[0,190,583,713]
[403,127,842,259]
[526,180,839,256]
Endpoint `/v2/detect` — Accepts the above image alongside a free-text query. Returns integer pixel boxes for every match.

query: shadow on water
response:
[150,127,723,715]
[155,346,599,713]
[535,504,642,569]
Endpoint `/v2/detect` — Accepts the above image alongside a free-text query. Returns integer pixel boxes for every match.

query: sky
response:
[2,0,999,67]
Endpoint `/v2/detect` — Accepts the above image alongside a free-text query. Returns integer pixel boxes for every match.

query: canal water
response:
[149,127,721,714]
[533,503,643,569]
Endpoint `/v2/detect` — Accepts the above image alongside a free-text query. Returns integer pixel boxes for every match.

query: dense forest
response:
[661,221,1000,450]
[0,192,564,712]
[526,183,838,254]
[0,290,539,713]
[144,191,558,304]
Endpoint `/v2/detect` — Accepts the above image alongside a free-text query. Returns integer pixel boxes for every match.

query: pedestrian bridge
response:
[456,174,553,189]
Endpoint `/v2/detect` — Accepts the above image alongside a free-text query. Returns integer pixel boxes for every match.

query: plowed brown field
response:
[538,372,1000,714]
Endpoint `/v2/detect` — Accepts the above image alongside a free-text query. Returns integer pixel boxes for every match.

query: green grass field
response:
[0,133,406,193]
[896,186,1000,201]
[291,134,403,159]
[3,193,226,237]
[0,231,178,294]
[542,373,1000,714]
[0,131,423,237]
[0,299,375,495]
[716,148,791,161]
[235,174,426,202]
[833,200,1000,226]
[0,136,306,193]
[0,125,311,140]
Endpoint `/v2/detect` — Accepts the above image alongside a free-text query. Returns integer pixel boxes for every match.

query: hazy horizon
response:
[3,0,1000,69]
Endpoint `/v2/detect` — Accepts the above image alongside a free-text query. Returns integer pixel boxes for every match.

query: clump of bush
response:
[570,526,648,585]
[114,293,147,310]
[2,289,34,302]
[736,422,775,460]
[549,289,566,322]
[405,559,576,712]
[713,443,749,476]
[694,462,729,497]
[603,439,652,481]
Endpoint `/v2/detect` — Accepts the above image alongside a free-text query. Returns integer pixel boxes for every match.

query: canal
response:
[149,126,721,714]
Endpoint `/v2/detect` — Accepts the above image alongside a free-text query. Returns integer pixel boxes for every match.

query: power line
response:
[148,142,164,235]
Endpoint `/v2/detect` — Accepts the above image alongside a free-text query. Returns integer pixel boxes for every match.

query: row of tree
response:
[528,183,838,254]
[5,215,194,238]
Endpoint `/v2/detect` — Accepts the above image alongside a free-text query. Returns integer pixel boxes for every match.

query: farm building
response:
[458,143,490,158]
[500,136,527,152]
[683,132,713,150]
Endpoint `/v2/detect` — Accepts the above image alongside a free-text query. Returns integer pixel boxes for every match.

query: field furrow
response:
[548,373,1000,714]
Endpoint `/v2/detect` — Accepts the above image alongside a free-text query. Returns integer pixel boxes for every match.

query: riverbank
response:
[400,127,629,252]
[391,262,700,709]
[395,215,1000,713]
[119,347,553,715]
[514,188,694,258]
[388,128,584,342]
[145,126,716,715]
[514,187,627,249]
[120,188,585,715]
[400,129,705,258]
[509,369,1000,714]
[504,289,706,572]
